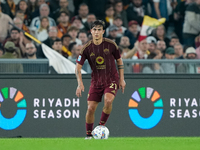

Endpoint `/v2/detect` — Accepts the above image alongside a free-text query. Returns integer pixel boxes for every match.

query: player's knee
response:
[87,105,96,114]
[104,99,113,108]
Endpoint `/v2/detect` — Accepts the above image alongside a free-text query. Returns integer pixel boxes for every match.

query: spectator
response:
[142,52,164,74]
[83,0,108,20]
[15,10,31,33]
[36,26,60,58]
[126,0,150,25]
[43,26,59,47]
[3,27,27,57]
[24,42,48,73]
[30,3,56,31]
[13,17,30,34]
[78,3,89,23]
[119,36,131,58]
[174,43,184,59]
[152,0,173,28]
[30,0,46,19]
[173,0,194,44]
[0,41,23,73]
[132,39,149,73]
[124,20,140,49]
[57,11,71,35]
[27,0,39,14]
[68,42,76,59]
[161,47,176,73]
[2,41,21,58]
[0,4,13,43]
[0,43,4,56]
[67,26,82,45]
[169,36,180,48]
[25,42,37,59]
[48,0,59,12]
[124,39,149,73]
[113,15,127,38]
[146,36,157,53]
[106,25,120,45]
[71,16,85,30]
[104,4,115,28]
[78,31,88,45]
[61,34,72,58]
[68,43,82,59]
[131,39,149,60]
[34,16,49,42]
[114,0,128,28]
[154,48,163,59]
[177,47,197,74]
[183,0,200,47]
[2,0,16,19]
[51,0,74,21]
[156,40,166,54]
[52,38,63,54]
[152,25,170,47]
[16,1,32,26]
[83,13,96,34]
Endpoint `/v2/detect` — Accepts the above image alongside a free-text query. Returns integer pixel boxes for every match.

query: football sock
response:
[86,123,93,136]
[99,111,110,126]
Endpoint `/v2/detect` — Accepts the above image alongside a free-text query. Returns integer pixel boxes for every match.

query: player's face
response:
[91,26,105,40]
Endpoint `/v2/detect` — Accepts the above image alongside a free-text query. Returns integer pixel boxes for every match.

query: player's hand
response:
[76,83,84,97]
[119,79,126,94]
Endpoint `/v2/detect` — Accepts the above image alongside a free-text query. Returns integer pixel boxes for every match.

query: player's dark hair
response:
[90,20,105,30]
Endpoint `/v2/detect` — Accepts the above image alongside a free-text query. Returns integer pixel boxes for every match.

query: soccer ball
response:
[92,125,109,139]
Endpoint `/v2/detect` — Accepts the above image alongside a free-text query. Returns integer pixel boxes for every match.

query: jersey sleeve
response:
[112,44,121,60]
[76,49,87,65]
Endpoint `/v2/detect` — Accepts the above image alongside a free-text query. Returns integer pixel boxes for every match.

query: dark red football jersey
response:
[76,38,121,88]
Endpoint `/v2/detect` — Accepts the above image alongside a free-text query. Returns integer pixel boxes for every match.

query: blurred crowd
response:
[0,0,200,73]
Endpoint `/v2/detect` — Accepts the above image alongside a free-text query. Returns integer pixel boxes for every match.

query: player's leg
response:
[85,101,98,137]
[99,93,115,125]
[85,86,104,138]
[99,82,118,126]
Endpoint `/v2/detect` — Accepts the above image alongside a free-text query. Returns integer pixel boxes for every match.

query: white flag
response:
[41,43,86,74]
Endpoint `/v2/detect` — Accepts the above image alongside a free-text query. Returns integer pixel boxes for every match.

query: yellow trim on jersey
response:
[80,40,92,54]
[104,38,118,50]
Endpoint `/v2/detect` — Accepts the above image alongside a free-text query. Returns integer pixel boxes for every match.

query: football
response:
[92,125,109,139]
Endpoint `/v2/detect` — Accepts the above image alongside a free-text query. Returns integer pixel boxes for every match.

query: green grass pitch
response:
[1,137,200,150]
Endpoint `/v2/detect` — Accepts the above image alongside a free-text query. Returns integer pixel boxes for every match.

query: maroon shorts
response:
[87,82,119,102]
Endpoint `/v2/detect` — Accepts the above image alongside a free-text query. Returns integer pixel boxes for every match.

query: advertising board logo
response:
[0,87,27,130]
[128,87,163,129]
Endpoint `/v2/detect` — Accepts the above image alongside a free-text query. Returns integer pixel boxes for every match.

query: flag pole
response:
[9,22,41,44]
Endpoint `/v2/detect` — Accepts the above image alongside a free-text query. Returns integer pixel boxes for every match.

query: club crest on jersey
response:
[104,48,110,55]
[78,55,81,61]
[90,52,95,57]
[96,56,104,64]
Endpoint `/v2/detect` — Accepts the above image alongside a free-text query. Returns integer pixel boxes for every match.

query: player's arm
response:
[116,58,126,93]
[75,63,84,97]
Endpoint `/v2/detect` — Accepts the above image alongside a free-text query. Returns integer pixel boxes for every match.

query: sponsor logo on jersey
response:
[96,56,104,65]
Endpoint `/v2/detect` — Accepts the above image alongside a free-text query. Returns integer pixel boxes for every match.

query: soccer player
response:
[75,20,126,139]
